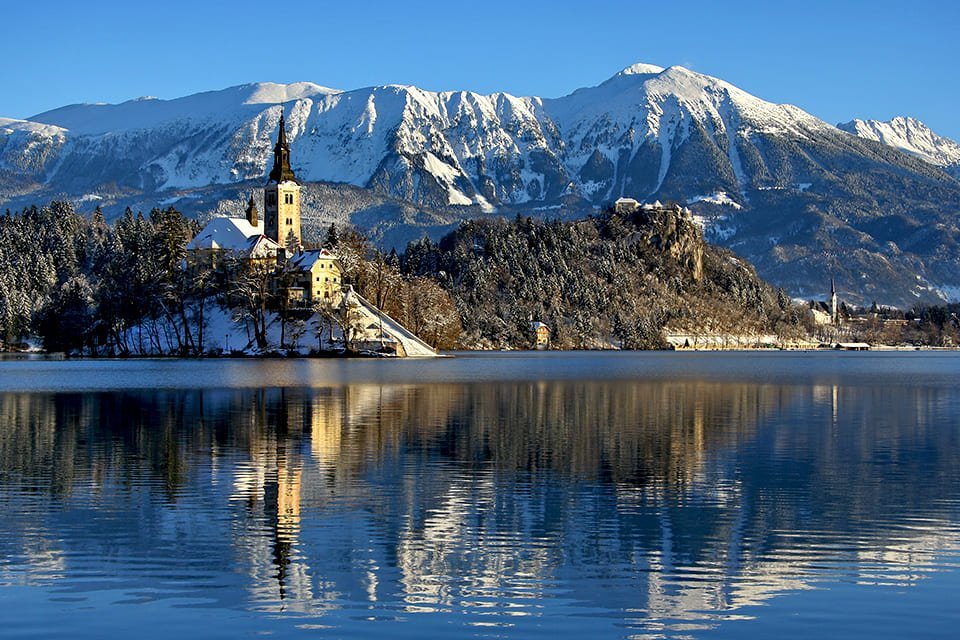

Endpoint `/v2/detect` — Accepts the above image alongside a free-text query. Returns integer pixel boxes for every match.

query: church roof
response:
[187,217,280,255]
[287,248,339,271]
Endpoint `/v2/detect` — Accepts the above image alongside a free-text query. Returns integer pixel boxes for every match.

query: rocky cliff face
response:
[620,202,704,282]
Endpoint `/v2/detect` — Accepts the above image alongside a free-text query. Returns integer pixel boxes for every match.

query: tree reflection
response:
[0,379,958,634]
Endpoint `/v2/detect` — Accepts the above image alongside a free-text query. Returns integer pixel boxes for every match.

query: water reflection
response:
[1,375,959,638]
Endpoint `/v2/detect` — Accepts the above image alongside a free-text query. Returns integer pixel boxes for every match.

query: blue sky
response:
[3,0,958,138]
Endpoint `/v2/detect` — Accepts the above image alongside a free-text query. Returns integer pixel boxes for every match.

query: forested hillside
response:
[401,206,807,348]
[0,203,197,353]
[1,201,811,353]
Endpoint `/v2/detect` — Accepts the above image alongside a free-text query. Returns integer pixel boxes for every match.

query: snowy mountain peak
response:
[27,82,340,135]
[0,117,67,135]
[617,63,666,77]
[242,81,340,105]
[838,116,960,171]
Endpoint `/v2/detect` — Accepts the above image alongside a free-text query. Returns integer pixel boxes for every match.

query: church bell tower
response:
[264,111,301,248]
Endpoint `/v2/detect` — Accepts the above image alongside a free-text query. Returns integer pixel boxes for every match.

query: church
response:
[187,111,342,307]
[186,112,437,357]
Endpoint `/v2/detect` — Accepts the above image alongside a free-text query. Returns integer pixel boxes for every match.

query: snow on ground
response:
[688,192,742,209]
[112,304,343,356]
[934,284,960,302]
[474,193,497,213]
[421,151,472,205]
[689,211,737,242]
[0,117,68,136]
[707,225,737,242]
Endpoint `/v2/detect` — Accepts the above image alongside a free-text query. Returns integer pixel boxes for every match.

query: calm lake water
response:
[1,351,958,639]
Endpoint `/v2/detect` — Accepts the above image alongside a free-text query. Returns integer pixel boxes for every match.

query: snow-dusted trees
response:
[225,255,275,350]
[324,224,462,350]
[36,275,96,353]
[400,207,802,349]
[0,202,207,354]
[0,200,808,354]
[0,202,89,348]
[382,275,460,350]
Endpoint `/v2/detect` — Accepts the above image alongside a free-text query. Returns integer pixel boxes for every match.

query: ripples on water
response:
[0,352,959,639]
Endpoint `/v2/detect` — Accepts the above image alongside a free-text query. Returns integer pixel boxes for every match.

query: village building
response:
[264,113,302,249]
[614,197,694,220]
[614,197,641,214]
[530,321,550,349]
[187,112,302,262]
[285,248,343,307]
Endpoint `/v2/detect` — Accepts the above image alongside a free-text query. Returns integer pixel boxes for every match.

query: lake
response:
[1,351,958,639]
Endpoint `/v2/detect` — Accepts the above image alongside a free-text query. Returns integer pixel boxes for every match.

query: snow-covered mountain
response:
[1,64,854,208]
[3,65,960,307]
[838,116,960,179]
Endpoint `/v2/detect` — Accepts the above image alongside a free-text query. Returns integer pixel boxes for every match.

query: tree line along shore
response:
[0,201,957,356]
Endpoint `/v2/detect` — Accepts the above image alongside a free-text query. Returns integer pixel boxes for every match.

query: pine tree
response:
[323,223,340,249]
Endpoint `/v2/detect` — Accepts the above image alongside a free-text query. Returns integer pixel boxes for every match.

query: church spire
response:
[830,276,838,325]
[269,109,296,183]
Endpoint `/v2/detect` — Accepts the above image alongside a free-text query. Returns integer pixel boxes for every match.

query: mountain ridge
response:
[838,116,960,179]
[2,64,960,307]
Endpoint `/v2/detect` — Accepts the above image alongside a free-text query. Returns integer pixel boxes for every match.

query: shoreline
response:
[2,345,957,361]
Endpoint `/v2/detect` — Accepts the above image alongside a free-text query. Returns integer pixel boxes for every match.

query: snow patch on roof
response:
[187,216,266,251]
[288,248,339,271]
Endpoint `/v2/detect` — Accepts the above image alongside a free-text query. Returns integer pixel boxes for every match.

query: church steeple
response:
[830,277,838,325]
[264,107,302,248]
[269,111,297,184]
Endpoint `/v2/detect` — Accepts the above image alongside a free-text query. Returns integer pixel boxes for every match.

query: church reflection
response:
[1,379,959,633]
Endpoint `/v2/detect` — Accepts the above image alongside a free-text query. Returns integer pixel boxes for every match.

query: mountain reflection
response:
[1,379,958,634]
